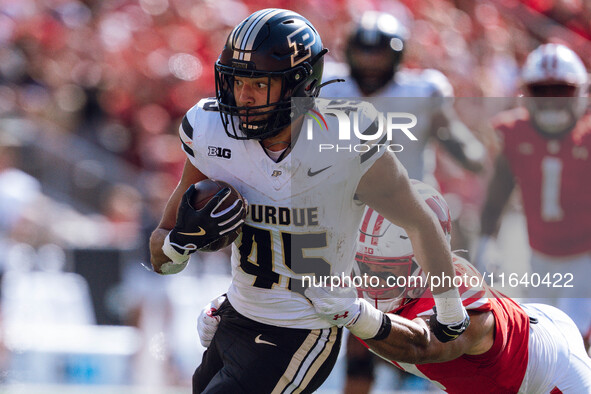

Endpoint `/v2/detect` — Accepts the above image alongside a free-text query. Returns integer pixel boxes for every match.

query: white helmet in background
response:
[521,43,589,136]
[354,180,452,312]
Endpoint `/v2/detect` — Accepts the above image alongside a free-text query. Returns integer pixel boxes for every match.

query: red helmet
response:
[521,43,589,137]
[354,180,451,311]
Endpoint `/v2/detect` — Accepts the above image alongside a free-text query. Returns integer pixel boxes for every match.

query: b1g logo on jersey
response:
[208,146,232,159]
[287,26,316,67]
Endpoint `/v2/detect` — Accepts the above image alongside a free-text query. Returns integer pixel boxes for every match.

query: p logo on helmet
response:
[288,26,317,67]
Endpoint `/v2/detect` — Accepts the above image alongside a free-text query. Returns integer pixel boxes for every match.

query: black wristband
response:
[371,313,391,341]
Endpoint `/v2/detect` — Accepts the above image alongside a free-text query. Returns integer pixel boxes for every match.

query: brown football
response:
[190,179,246,252]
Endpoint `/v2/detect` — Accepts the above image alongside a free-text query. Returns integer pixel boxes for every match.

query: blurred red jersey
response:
[495,108,591,256]
[362,257,531,393]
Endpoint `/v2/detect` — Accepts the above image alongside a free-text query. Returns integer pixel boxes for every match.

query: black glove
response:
[168,185,245,253]
[428,307,470,343]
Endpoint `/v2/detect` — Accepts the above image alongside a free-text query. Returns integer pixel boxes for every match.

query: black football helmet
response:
[346,11,408,95]
[215,9,327,140]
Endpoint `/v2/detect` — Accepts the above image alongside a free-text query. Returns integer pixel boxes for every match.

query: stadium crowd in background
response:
[1,0,589,179]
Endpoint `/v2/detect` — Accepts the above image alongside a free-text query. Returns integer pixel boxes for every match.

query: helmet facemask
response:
[347,46,401,96]
[354,252,419,312]
[215,62,320,140]
[525,84,583,136]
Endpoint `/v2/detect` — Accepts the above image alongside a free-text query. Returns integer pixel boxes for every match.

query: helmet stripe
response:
[237,9,275,60]
[371,214,385,245]
[232,9,271,60]
[540,44,558,76]
[230,15,252,59]
[242,9,285,61]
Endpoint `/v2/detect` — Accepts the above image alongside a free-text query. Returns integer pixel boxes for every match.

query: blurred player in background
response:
[321,10,485,180]
[321,11,486,392]
[150,8,469,394]
[306,181,591,393]
[477,43,591,349]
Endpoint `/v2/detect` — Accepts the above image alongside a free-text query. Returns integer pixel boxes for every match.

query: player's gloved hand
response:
[428,306,470,343]
[305,286,388,340]
[197,294,226,348]
[163,185,245,267]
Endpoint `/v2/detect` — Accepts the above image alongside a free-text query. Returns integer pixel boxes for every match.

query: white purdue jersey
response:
[321,64,453,180]
[180,98,385,329]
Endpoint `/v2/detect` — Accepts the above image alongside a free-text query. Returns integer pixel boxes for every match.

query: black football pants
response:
[193,299,342,394]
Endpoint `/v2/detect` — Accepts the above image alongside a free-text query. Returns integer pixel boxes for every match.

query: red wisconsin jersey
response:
[362,257,531,393]
[495,108,591,256]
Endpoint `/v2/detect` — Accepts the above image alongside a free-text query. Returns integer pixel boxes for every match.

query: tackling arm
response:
[356,152,456,294]
[365,310,494,364]
[356,152,469,339]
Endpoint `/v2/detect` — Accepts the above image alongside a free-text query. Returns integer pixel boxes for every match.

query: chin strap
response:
[317,78,345,90]
[306,48,343,96]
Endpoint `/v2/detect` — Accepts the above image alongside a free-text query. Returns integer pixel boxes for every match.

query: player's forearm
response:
[366,316,466,364]
[357,154,456,291]
[149,196,182,272]
[365,314,430,364]
[406,218,456,294]
[149,164,196,272]
[150,227,172,272]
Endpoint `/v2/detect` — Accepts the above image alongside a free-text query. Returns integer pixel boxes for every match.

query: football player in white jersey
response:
[321,11,486,392]
[149,9,469,394]
[321,11,485,180]
[305,181,591,393]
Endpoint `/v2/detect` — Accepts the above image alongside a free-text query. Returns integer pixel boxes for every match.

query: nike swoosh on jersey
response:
[307,165,332,177]
[178,227,206,236]
[254,334,277,346]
